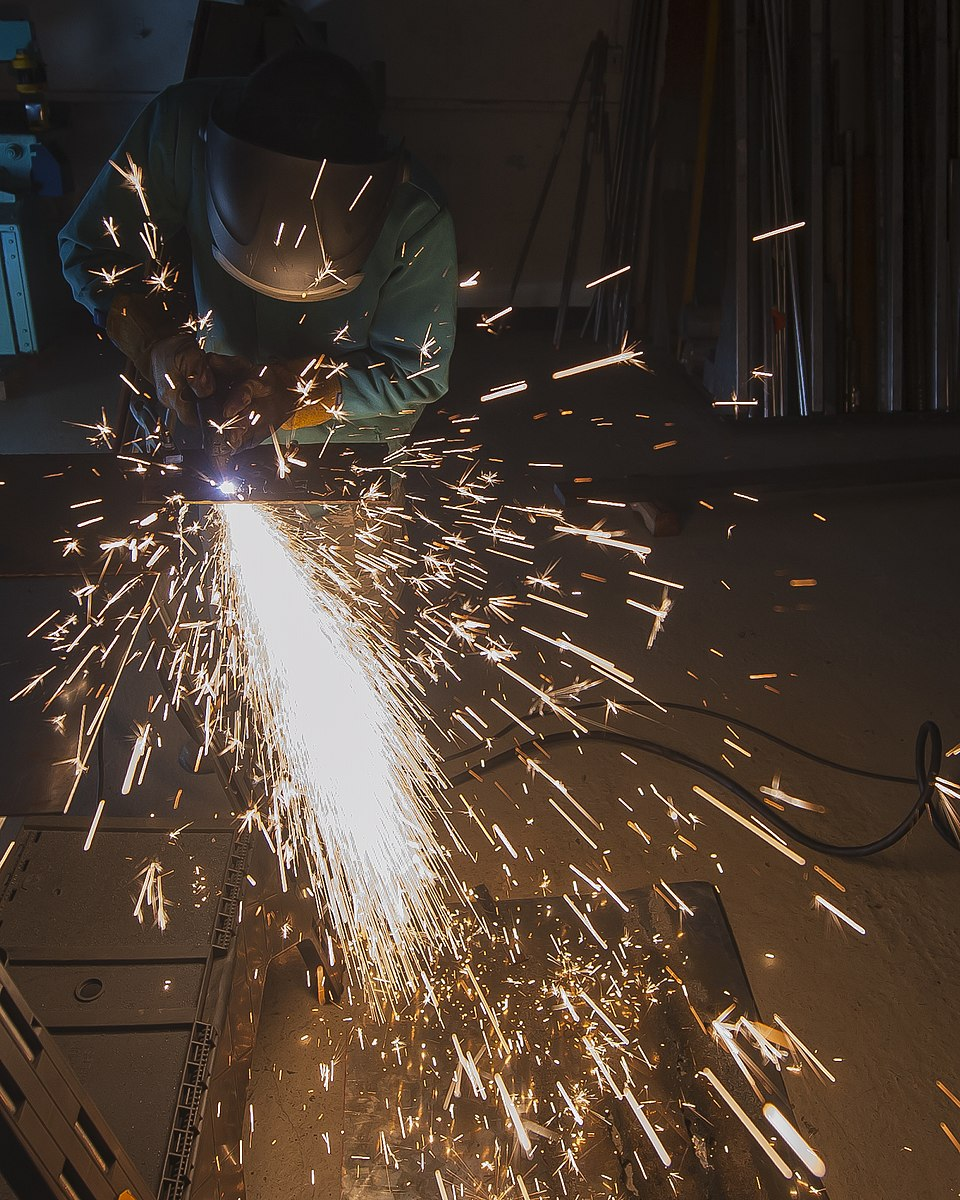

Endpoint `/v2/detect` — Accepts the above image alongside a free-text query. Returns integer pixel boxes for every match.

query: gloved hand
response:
[148,335,215,424]
[106,293,214,425]
[214,355,341,453]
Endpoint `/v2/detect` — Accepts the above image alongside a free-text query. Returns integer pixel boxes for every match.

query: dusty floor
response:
[1,312,959,1197]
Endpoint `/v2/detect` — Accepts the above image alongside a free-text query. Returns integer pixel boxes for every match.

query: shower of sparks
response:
[12,396,854,1191]
[209,502,460,1005]
[16,150,954,1193]
[133,858,170,931]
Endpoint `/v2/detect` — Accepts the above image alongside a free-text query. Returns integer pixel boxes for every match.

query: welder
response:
[58,46,457,460]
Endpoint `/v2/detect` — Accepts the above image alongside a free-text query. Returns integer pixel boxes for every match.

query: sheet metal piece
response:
[0,957,153,1200]
[144,444,391,506]
[0,816,331,1200]
[340,885,825,1199]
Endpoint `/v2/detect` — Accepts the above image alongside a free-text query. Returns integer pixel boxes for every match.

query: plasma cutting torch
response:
[194,390,234,480]
[140,383,389,507]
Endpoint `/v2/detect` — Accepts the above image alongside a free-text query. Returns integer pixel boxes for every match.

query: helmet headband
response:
[205,115,404,302]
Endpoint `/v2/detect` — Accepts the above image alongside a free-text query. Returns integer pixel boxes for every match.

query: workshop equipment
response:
[0,956,150,1200]
[194,393,233,481]
[0,815,334,1200]
[0,17,66,363]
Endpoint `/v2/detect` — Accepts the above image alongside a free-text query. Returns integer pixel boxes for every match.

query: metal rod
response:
[808,0,826,414]
[883,0,905,412]
[507,42,593,306]
[681,0,722,310]
[842,128,856,411]
[734,0,751,406]
[554,34,608,348]
[931,0,950,410]
[761,0,809,415]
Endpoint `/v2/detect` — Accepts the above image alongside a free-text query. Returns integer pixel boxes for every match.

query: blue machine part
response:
[0,19,32,62]
[0,135,37,201]
[30,142,62,196]
[0,135,62,201]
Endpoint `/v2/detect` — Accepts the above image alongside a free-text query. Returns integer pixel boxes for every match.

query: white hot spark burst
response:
[211,502,459,1008]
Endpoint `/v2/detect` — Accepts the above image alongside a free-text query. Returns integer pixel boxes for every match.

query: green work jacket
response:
[58,79,457,445]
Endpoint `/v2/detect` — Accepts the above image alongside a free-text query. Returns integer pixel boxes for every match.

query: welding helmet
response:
[205,49,405,302]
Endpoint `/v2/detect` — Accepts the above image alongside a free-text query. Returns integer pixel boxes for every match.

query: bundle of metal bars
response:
[587,0,671,350]
[717,0,958,417]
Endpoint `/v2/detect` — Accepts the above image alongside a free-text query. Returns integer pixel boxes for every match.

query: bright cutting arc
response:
[212,501,459,1008]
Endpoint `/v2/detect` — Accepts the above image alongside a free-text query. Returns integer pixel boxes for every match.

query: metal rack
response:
[701,0,960,417]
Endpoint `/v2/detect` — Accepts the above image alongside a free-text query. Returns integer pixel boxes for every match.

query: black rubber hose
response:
[444,721,957,860]
[447,701,914,786]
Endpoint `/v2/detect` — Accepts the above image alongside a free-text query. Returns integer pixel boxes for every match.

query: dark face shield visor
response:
[204,117,405,302]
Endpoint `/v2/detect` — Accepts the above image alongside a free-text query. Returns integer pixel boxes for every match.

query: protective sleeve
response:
[336,204,458,420]
[58,86,195,324]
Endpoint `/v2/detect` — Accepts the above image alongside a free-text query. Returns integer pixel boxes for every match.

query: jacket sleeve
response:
[58,86,194,324]
[336,203,458,421]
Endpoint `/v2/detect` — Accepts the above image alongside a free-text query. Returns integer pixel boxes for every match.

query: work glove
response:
[106,293,214,425]
[214,355,342,453]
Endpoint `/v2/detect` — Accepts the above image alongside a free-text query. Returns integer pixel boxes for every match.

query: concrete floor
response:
[2,313,959,1198]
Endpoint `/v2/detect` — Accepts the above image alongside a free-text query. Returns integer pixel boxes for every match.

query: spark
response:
[692,785,806,865]
[752,219,806,241]
[349,174,374,211]
[309,161,328,199]
[146,261,178,293]
[699,1068,792,1178]
[109,152,150,216]
[584,264,631,289]
[942,1122,960,1155]
[82,798,107,852]
[89,263,137,286]
[623,1088,672,1167]
[133,859,169,931]
[762,1103,826,1177]
[814,893,866,935]
[494,1073,533,1157]
[552,337,646,380]
[478,306,513,328]
[481,380,528,402]
[760,775,825,813]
